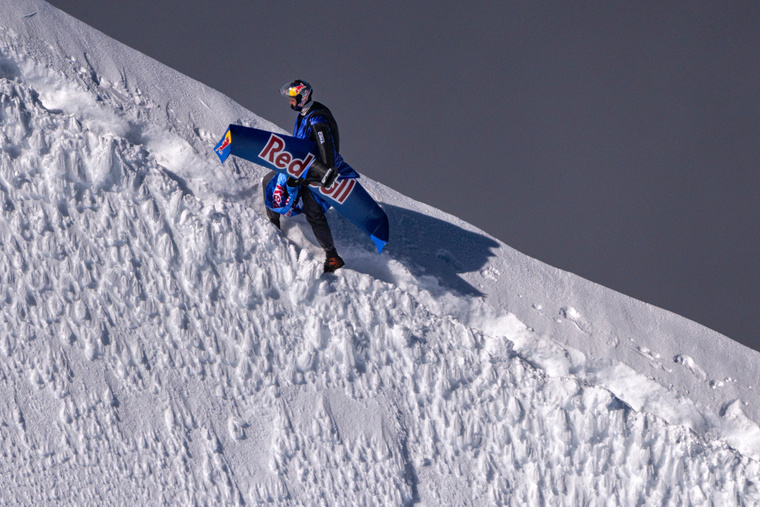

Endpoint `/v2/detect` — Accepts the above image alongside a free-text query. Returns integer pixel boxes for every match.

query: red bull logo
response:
[289,84,307,97]
[215,130,231,156]
[259,133,356,205]
[258,134,315,178]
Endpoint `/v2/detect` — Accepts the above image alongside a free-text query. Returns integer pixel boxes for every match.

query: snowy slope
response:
[1,1,759,504]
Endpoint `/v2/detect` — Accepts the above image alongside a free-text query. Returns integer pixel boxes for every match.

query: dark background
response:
[47,1,759,351]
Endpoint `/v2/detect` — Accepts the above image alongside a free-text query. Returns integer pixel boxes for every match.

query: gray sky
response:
[47,1,759,351]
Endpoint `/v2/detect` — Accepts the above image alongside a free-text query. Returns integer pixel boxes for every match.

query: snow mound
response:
[1,2,759,504]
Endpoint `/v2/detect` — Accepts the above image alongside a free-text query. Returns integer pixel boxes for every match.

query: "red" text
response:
[258,134,315,178]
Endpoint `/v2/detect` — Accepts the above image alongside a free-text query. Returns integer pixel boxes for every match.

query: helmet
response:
[280,79,312,111]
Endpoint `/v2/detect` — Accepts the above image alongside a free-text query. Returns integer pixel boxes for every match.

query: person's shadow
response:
[329,204,500,296]
[228,174,501,296]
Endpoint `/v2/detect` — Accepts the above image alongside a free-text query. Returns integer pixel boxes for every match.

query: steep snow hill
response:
[1,1,759,504]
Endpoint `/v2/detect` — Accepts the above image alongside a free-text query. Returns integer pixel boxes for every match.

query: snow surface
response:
[1,1,759,504]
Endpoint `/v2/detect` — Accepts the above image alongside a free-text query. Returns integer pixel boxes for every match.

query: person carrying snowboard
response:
[262,79,358,273]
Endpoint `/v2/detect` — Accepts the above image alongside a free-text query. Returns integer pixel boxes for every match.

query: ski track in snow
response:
[1,4,760,505]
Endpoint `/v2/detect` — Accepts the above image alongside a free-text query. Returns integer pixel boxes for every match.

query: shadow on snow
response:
[330,203,500,297]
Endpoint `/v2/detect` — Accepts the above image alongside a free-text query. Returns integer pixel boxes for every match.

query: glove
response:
[306,159,339,187]
[320,167,338,187]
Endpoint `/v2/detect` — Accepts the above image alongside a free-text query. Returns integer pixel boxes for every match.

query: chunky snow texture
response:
[1,4,760,505]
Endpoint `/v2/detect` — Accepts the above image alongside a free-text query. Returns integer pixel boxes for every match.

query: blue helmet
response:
[280,79,312,111]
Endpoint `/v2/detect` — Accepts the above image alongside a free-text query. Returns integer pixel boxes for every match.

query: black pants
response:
[262,171,337,255]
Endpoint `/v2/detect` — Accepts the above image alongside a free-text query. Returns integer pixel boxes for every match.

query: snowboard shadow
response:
[330,204,500,297]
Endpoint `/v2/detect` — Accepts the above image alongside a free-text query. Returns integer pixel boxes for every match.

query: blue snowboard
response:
[214,125,388,253]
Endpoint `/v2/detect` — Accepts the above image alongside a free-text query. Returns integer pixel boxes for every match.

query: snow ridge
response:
[1,4,759,505]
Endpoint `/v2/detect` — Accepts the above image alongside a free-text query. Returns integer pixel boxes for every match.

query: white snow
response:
[1,1,759,504]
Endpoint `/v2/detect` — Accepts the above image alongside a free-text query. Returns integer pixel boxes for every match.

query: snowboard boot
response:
[324,253,345,273]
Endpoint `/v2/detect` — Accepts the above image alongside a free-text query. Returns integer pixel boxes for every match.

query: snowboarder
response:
[262,79,358,273]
